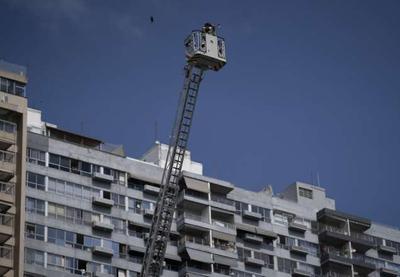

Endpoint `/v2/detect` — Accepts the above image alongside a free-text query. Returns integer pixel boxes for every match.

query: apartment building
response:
[1,60,400,277]
[23,106,400,277]
[0,60,28,277]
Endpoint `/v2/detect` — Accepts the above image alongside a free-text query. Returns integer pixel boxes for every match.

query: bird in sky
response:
[150,16,154,23]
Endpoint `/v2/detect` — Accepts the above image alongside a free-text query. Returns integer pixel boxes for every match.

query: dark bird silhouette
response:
[150,16,154,23]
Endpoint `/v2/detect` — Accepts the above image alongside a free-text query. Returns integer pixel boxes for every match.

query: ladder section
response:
[141,64,204,277]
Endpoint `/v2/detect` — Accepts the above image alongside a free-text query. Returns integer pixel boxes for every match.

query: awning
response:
[236,223,256,233]
[184,176,209,194]
[255,227,277,239]
[212,230,236,242]
[186,249,213,263]
[214,255,238,267]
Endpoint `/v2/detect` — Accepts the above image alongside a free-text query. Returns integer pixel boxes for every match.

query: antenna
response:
[316,172,321,187]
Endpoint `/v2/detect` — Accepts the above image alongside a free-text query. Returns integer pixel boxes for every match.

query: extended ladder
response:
[141,64,204,277]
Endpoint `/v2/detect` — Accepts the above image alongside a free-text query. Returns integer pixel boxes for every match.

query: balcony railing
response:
[184,189,208,200]
[0,182,14,196]
[323,272,350,277]
[180,235,209,246]
[179,265,211,276]
[180,213,209,223]
[0,150,14,163]
[212,219,235,230]
[0,245,13,260]
[319,223,375,243]
[213,241,236,253]
[0,213,13,227]
[352,253,379,266]
[322,247,377,267]
[0,119,16,134]
[210,194,234,206]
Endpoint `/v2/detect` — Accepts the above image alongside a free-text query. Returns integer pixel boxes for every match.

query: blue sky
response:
[1,0,399,226]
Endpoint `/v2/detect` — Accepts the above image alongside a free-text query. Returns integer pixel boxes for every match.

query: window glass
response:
[48,227,57,243]
[81,161,91,174]
[299,187,313,199]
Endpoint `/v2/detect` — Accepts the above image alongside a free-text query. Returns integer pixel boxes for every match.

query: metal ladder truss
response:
[141,64,204,277]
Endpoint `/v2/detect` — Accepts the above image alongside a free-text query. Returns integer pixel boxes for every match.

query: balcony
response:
[92,220,114,233]
[179,189,209,206]
[0,182,14,209]
[0,214,13,243]
[179,266,211,277]
[179,235,210,253]
[212,242,237,259]
[143,208,155,218]
[321,248,376,274]
[92,172,114,183]
[380,267,399,277]
[319,224,375,251]
[177,213,210,231]
[292,268,313,277]
[143,184,160,195]
[288,221,308,233]
[210,195,235,212]
[244,256,264,267]
[93,272,114,277]
[0,119,16,147]
[322,271,350,277]
[243,233,263,244]
[0,245,12,276]
[351,253,377,274]
[377,245,397,255]
[211,219,236,235]
[92,246,114,257]
[0,150,15,181]
[290,245,308,256]
[317,208,371,232]
[242,210,262,221]
[92,196,114,208]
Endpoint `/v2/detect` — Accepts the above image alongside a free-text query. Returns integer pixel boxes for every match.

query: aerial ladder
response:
[140,23,227,277]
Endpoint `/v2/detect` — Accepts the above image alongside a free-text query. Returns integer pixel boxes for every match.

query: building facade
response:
[0,60,28,277]
[1,60,400,277]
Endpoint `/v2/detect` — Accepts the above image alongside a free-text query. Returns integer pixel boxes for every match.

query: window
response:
[298,239,319,256]
[0,119,16,134]
[250,205,271,222]
[48,177,99,201]
[277,257,296,273]
[26,197,45,215]
[278,235,296,249]
[25,248,44,266]
[15,81,26,96]
[80,161,92,175]
[112,218,126,234]
[129,198,142,213]
[26,172,45,190]
[273,210,294,226]
[112,193,125,210]
[128,178,145,191]
[0,77,26,96]
[47,253,65,270]
[26,148,46,166]
[299,187,313,199]
[25,223,45,241]
[114,170,126,185]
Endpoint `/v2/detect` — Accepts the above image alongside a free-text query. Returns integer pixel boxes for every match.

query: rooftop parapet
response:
[0,59,27,83]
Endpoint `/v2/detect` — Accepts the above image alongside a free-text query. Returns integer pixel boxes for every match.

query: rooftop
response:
[0,59,27,77]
